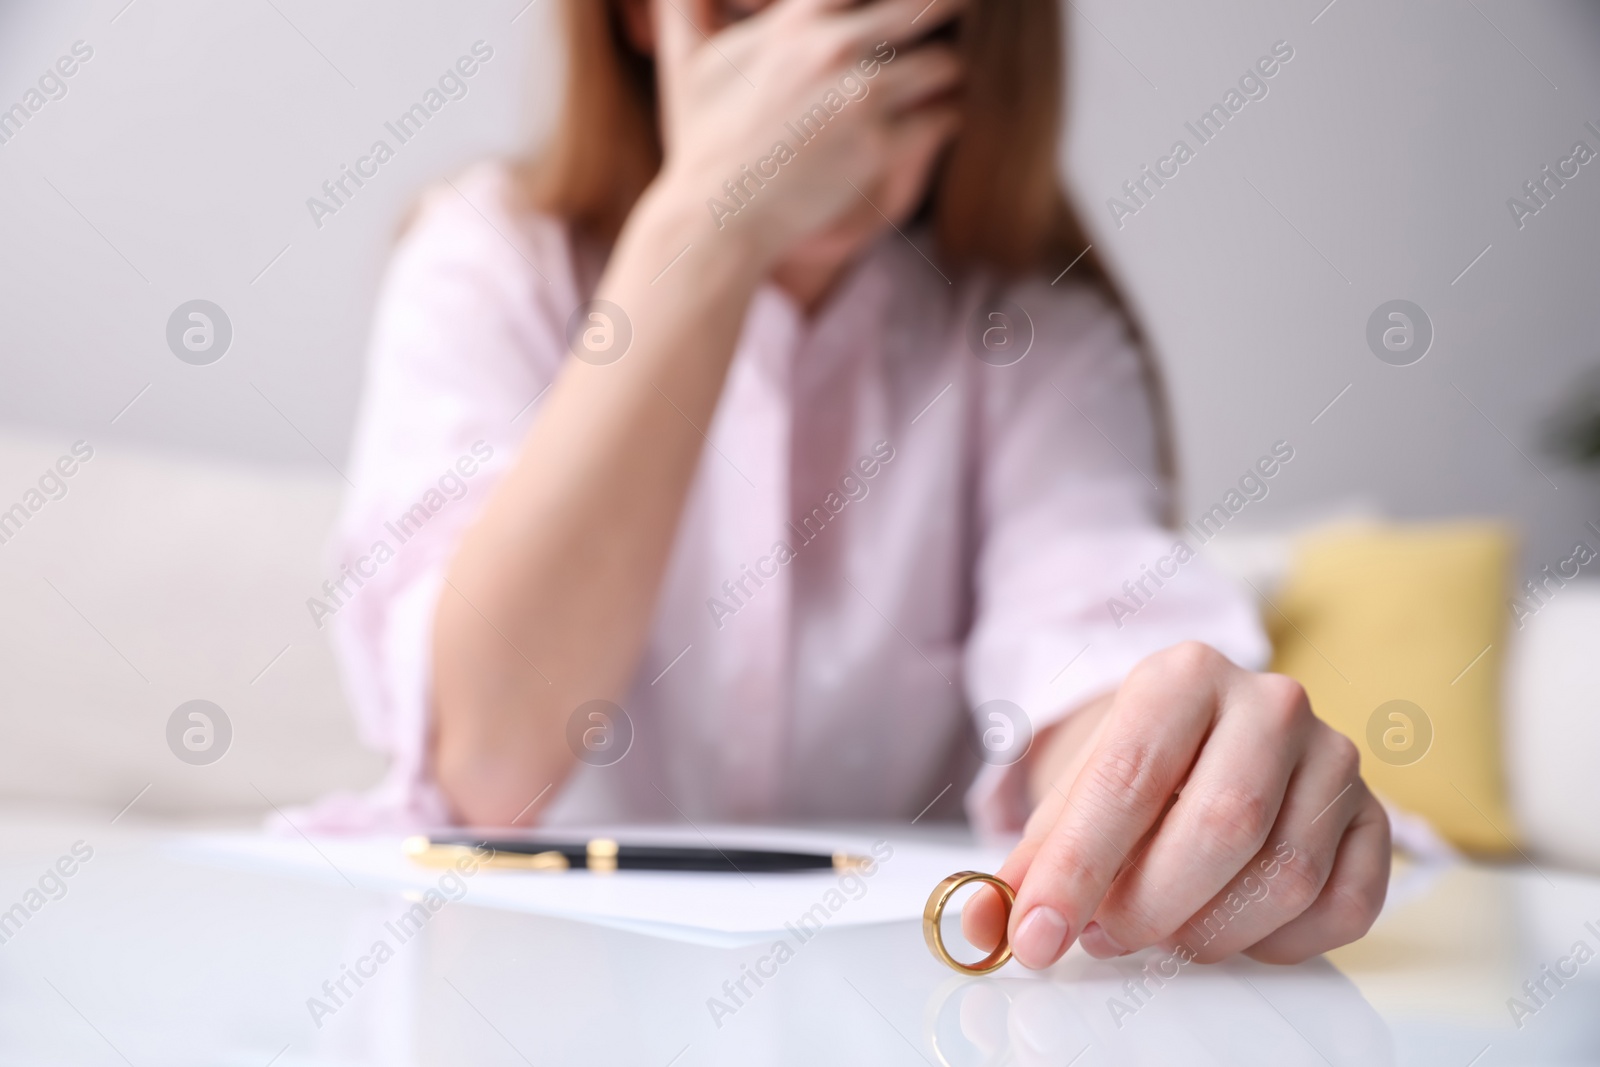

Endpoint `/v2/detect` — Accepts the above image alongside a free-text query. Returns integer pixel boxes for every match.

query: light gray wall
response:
[2,0,1598,572]
[0,0,558,468]
[1069,0,1600,575]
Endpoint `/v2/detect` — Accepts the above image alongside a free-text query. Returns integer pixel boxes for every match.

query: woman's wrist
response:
[631,166,783,276]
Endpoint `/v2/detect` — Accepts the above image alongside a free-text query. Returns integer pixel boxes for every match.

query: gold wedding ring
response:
[922,871,1016,975]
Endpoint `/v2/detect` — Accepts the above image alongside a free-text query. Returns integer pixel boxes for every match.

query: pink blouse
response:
[313,163,1269,835]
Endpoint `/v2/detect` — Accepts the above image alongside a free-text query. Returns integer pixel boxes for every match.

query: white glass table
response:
[1,810,1595,1065]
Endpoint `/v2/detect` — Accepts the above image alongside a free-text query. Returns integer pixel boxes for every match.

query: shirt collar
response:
[743,236,900,387]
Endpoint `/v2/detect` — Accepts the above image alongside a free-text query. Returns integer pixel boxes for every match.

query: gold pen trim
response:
[402,836,569,872]
[586,837,619,874]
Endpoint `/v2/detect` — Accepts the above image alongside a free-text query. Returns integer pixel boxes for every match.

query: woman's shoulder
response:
[996,271,1133,356]
[388,159,576,296]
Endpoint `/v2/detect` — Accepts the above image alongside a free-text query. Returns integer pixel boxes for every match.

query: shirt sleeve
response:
[309,165,571,831]
[962,278,1271,837]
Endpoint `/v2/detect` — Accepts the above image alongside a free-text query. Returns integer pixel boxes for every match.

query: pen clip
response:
[403,836,570,872]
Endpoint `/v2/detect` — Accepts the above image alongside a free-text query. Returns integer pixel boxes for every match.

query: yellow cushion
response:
[1265,521,1518,853]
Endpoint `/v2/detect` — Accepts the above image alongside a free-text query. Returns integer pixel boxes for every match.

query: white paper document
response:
[172,826,1011,947]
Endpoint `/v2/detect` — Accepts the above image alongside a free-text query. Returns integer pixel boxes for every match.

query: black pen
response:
[403,835,870,873]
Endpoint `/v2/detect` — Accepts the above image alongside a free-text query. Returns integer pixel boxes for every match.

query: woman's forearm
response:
[433,183,767,824]
[430,0,967,824]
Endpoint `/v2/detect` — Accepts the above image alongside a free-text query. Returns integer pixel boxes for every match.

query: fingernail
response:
[1012,906,1070,969]
[1079,921,1128,959]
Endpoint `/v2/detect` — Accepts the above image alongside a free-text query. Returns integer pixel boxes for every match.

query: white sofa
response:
[1504,585,1600,872]
[0,429,383,821]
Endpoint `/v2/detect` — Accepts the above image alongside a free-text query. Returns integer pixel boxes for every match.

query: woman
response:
[329,0,1389,970]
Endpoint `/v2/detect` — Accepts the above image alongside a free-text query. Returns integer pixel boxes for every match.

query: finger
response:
[840,0,968,48]
[1244,793,1390,964]
[1160,729,1366,963]
[1080,675,1311,958]
[783,0,857,14]
[964,699,1112,952]
[654,0,717,77]
[961,808,1057,951]
[958,878,1013,956]
[1007,644,1230,969]
[863,44,964,113]
[960,778,1070,952]
[967,788,1177,954]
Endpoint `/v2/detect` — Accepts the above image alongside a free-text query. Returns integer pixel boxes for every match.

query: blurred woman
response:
[327,0,1388,969]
